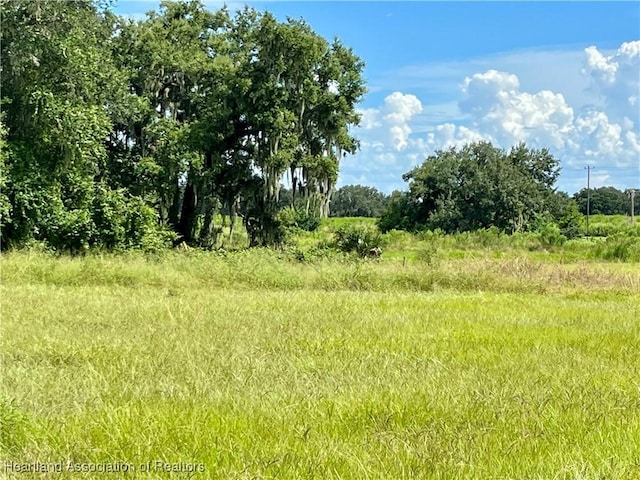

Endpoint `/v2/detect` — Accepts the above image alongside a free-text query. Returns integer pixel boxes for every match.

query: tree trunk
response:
[229,196,239,243]
[290,165,297,204]
[199,195,217,247]
[168,180,182,228]
[322,180,333,218]
[178,179,197,244]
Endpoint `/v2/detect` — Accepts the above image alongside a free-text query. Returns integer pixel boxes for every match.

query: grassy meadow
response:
[2,219,640,479]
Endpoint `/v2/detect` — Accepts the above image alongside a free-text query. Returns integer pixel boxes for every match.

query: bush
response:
[93,187,176,252]
[558,202,583,239]
[276,206,321,233]
[416,243,440,266]
[333,224,384,258]
[588,223,627,237]
[468,226,506,248]
[378,191,415,233]
[593,233,640,261]
[536,223,567,247]
[295,210,321,232]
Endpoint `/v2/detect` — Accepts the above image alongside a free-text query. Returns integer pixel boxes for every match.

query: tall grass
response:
[2,253,639,478]
[2,227,640,479]
[2,249,639,295]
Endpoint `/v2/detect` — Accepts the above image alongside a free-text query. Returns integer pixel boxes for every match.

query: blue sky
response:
[113,1,640,195]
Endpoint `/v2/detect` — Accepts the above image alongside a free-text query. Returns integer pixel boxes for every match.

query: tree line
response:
[296,181,637,223]
[1,1,634,253]
[573,186,639,216]
[376,142,637,236]
[1,0,365,251]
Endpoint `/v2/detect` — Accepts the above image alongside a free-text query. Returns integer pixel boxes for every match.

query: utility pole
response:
[585,166,594,236]
[630,189,636,224]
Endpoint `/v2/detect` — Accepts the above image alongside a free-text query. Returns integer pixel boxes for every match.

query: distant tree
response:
[626,189,640,216]
[377,190,416,233]
[276,187,294,210]
[378,141,564,233]
[329,185,390,217]
[573,186,631,215]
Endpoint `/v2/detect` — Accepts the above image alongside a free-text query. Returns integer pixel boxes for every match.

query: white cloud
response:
[358,108,382,130]
[343,41,640,194]
[369,46,593,118]
[459,70,520,114]
[421,124,489,151]
[582,41,640,123]
[567,109,640,168]
[457,70,575,149]
[426,65,638,175]
[382,92,423,123]
[356,92,422,151]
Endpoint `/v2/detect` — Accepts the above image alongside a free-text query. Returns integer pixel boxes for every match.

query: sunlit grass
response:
[1,248,640,479]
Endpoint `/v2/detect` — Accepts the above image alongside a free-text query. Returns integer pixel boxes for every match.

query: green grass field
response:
[2,229,640,479]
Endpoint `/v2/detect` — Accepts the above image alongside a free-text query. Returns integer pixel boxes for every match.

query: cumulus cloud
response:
[457,70,575,149]
[459,69,520,115]
[358,108,382,130]
[342,41,639,193]
[423,42,639,178]
[421,124,489,151]
[582,41,640,123]
[357,92,423,151]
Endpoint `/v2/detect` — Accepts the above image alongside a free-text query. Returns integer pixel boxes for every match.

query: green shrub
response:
[537,223,567,247]
[588,222,628,237]
[474,226,506,247]
[295,210,321,232]
[277,206,321,233]
[93,187,176,252]
[333,224,384,258]
[416,243,440,266]
[557,201,583,239]
[593,233,640,261]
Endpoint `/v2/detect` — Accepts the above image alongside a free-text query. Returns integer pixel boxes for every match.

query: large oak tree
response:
[1,0,366,250]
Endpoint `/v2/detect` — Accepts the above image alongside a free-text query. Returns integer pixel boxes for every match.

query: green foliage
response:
[536,223,567,248]
[377,191,416,233]
[380,142,563,235]
[592,233,640,261]
[329,184,390,217]
[557,201,583,239]
[1,0,366,251]
[273,206,321,249]
[574,186,636,215]
[1,0,132,251]
[332,224,384,258]
[92,185,176,251]
[296,211,321,232]
[581,214,639,238]
[278,206,321,232]
[416,242,440,266]
[0,120,11,236]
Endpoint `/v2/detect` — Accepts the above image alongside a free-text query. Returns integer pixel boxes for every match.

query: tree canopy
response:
[1,0,366,250]
[573,187,637,216]
[329,185,390,218]
[378,142,568,234]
